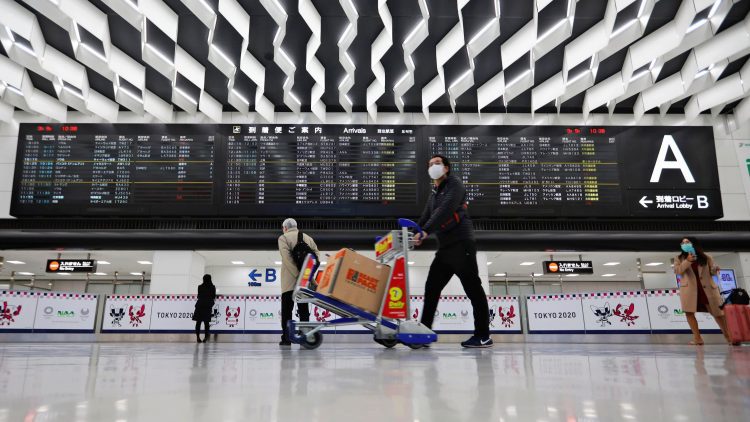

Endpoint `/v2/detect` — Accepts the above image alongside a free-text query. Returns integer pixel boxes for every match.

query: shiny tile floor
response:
[0,342,749,422]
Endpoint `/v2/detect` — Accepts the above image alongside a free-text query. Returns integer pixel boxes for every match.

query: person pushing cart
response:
[413,154,493,348]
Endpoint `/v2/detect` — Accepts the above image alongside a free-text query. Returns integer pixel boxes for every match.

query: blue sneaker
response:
[461,335,493,348]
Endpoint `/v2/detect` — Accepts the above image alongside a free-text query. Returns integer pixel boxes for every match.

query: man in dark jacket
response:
[414,154,492,348]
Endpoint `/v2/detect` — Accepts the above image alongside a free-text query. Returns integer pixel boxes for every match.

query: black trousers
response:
[281,290,310,340]
[420,240,490,338]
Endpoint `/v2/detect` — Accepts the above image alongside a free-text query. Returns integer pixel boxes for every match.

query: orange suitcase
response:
[725,304,750,345]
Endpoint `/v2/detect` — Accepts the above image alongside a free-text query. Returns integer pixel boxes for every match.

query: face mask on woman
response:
[681,243,696,255]
[428,164,446,180]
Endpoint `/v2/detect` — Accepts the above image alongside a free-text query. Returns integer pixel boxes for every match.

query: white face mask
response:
[428,164,446,180]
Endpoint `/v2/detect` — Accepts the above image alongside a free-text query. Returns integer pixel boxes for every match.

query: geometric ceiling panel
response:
[0,0,747,124]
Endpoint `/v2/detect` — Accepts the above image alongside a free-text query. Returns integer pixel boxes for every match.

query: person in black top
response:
[193,274,216,343]
[414,155,492,348]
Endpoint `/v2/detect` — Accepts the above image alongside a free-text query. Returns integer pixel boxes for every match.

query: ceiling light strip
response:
[366,0,393,121]
[421,0,469,119]
[393,0,428,113]
[448,0,500,112]
[338,0,358,114]
[260,0,300,114]
[299,0,325,122]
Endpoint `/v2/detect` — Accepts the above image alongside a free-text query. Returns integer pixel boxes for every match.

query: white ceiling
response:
[0,248,722,282]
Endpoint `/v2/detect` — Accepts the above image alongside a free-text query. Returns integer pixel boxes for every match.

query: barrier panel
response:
[1,290,97,333]
[581,291,651,334]
[527,294,586,334]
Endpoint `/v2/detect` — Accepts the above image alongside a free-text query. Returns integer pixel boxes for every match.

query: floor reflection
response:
[0,343,747,421]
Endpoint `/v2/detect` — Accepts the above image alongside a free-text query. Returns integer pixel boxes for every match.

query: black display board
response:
[10,124,722,219]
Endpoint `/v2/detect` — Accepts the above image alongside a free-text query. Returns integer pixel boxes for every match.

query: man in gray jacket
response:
[278,218,320,346]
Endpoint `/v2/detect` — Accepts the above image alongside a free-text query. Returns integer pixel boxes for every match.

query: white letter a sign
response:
[649,135,695,183]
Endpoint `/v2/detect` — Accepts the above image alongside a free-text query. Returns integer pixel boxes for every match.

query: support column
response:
[149,251,206,294]
[737,253,750,291]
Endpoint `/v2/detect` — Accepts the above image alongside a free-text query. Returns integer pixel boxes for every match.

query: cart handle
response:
[398,218,424,235]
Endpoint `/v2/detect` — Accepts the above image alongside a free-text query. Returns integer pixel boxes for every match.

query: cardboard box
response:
[317,248,391,314]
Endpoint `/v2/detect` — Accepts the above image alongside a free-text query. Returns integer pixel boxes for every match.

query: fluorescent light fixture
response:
[469,18,500,45]
[321,261,328,265]
[94,272,107,276]
[448,70,473,90]
[98,261,111,265]
[274,261,282,265]
[603,262,620,266]
[231,261,245,265]
[81,42,108,62]
[146,43,175,66]
[645,262,663,266]
[119,86,144,104]
[18,272,34,276]
[407,261,415,265]
[610,20,636,39]
[687,19,707,33]
[6,260,25,265]
[494,273,506,277]
[137,261,152,265]
[486,261,493,266]
[532,273,543,277]
[63,84,85,99]
[602,274,616,277]
[506,69,532,88]
[520,262,535,266]
[130,272,143,276]
[210,45,236,68]
[57,273,70,276]
[567,69,590,86]
[230,89,250,105]
[566,274,580,277]
[538,19,567,41]
[174,87,198,105]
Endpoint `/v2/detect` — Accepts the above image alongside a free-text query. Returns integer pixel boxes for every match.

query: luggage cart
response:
[287,219,437,349]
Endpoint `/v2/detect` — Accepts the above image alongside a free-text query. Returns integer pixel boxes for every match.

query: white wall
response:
[205,252,490,296]
[1,111,750,219]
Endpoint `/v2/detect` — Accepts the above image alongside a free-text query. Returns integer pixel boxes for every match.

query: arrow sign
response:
[248,269,261,282]
[639,196,653,208]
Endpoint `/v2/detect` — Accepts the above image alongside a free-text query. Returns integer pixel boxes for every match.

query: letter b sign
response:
[265,268,277,283]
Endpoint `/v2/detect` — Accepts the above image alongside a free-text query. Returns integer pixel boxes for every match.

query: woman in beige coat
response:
[674,237,730,345]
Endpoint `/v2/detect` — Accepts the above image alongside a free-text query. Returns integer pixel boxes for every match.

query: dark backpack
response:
[290,231,316,270]
[721,288,750,309]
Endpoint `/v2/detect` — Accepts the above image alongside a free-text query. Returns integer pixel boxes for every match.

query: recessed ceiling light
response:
[486,261,493,265]
[6,260,25,265]
[94,272,107,276]
[231,261,245,265]
[137,261,152,265]
[274,261,282,265]
[566,274,580,277]
[98,261,111,265]
[645,262,663,266]
[494,273,506,277]
[520,262,535,266]
[603,262,620,266]
[130,272,143,276]
[18,272,34,276]
[602,274,616,277]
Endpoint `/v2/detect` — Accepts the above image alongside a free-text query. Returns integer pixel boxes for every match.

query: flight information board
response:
[10,124,722,218]
[220,125,420,216]
[426,126,622,217]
